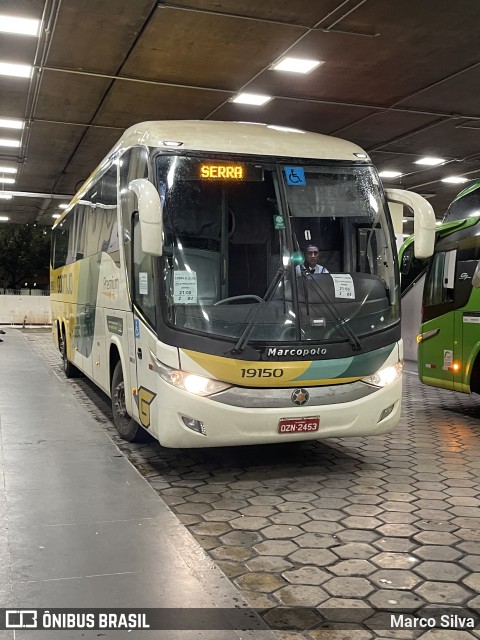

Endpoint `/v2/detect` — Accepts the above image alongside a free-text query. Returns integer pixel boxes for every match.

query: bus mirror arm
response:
[128,179,163,256]
[385,189,436,259]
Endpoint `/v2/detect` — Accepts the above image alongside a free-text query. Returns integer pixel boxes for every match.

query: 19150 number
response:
[241,368,284,378]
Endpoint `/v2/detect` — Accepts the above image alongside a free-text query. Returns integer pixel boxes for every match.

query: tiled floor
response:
[4,328,480,639]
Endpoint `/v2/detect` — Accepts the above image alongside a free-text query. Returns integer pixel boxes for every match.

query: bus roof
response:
[106,120,370,164]
[54,121,371,227]
[449,178,480,205]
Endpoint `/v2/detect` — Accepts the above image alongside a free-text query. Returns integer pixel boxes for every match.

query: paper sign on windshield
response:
[331,274,355,299]
[174,271,197,304]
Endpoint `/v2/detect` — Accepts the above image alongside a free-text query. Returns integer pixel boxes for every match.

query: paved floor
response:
[2,328,480,639]
[0,329,275,640]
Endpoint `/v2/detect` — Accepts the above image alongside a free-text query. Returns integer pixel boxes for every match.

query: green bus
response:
[401,180,480,393]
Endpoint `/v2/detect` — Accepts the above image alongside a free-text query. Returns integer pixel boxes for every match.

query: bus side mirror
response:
[128,179,163,256]
[385,189,436,259]
[472,260,480,289]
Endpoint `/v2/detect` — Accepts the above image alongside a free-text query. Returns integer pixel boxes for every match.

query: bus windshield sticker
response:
[139,272,148,295]
[284,166,306,186]
[331,274,355,299]
[174,271,197,304]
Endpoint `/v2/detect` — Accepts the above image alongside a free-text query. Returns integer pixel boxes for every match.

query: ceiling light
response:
[271,57,323,74]
[52,213,61,219]
[0,62,32,78]
[230,93,272,106]
[379,170,403,178]
[0,193,12,199]
[0,118,23,129]
[0,165,16,173]
[414,157,445,166]
[0,216,9,221]
[0,177,15,184]
[0,15,40,36]
[0,138,20,147]
[441,176,469,184]
[58,203,68,209]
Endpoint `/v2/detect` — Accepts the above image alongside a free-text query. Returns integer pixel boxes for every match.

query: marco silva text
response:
[391,614,477,629]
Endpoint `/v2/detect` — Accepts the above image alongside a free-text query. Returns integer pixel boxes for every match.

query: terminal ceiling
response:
[2,0,480,227]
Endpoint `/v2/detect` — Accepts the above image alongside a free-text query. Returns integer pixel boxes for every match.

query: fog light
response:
[181,416,206,435]
[378,404,394,423]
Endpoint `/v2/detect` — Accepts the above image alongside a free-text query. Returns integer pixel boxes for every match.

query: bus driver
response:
[296,244,329,275]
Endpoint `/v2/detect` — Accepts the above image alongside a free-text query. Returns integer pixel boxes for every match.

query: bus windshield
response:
[156,155,398,346]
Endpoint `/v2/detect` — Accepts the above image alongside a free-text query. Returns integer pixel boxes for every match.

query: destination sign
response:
[190,160,263,181]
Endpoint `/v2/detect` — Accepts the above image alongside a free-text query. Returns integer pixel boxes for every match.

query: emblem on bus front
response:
[291,388,309,406]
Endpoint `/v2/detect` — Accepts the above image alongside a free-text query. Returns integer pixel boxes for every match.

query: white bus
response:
[50,121,435,447]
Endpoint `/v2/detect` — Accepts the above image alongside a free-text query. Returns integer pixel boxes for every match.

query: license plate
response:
[278,417,320,434]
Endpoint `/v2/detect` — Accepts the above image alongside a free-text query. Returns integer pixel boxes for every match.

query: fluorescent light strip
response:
[414,157,445,166]
[0,177,15,184]
[0,118,23,129]
[0,216,9,221]
[379,170,403,178]
[0,15,40,36]
[0,165,17,173]
[52,213,61,219]
[0,139,20,147]
[230,93,272,106]
[0,194,12,199]
[0,62,32,78]
[441,176,468,184]
[272,57,323,74]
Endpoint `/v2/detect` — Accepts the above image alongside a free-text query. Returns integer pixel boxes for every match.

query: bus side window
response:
[53,217,70,268]
[132,213,156,326]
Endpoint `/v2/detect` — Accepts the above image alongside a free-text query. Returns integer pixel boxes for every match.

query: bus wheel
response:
[61,332,78,378]
[111,361,142,442]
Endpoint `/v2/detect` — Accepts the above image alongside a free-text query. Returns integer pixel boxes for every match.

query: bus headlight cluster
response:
[362,361,403,387]
[154,358,232,397]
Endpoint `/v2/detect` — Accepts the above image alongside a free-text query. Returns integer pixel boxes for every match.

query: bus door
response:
[419,249,457,390]
[131,214,160,434]
[455,246,480,392]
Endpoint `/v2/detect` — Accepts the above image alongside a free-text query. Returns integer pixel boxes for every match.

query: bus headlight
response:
[362,361,403,387]
[153,357,232,397]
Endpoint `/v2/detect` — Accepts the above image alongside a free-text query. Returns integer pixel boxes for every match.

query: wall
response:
[0,294,51,325]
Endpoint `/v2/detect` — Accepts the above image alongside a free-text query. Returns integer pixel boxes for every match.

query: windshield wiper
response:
[226,266,286,356]
[298,266,362,351]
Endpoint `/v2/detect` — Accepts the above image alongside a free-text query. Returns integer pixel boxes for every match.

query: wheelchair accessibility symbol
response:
[284,166,306,186]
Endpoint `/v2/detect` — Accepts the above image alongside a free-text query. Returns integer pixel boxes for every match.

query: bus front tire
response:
[111,361,143,442]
